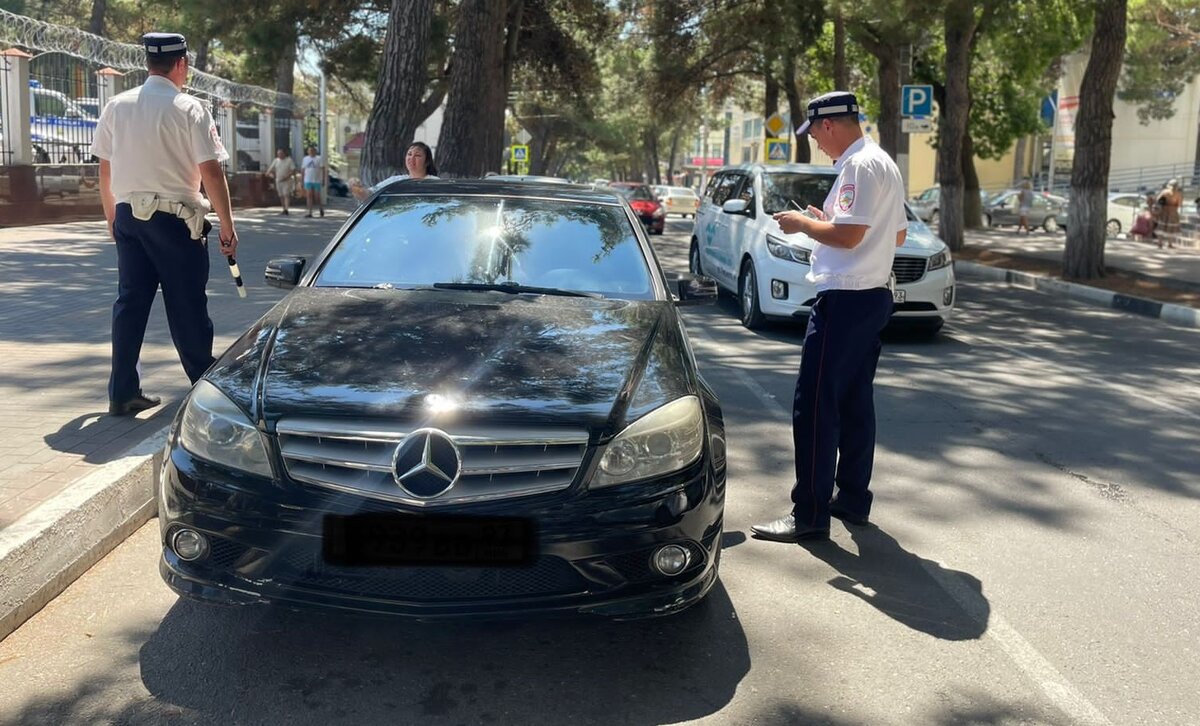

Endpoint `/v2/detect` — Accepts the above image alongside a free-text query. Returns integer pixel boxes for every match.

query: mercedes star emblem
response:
[391,428,462,499]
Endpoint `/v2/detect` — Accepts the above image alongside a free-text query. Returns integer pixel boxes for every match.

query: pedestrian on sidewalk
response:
[752,91,905,544]
[350,141,439,202]
[1015,179,1034,235]
[1131,193,1156,242]
[263,148,297,215]
[301,146,325,218]
[1155,179,1183,249]
[90,32,237,416]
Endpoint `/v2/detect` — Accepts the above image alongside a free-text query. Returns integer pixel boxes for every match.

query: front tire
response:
[1106,219,1121,237]
[738,261,767,330]
[689,239,704,276]
[1043,216,1059,233]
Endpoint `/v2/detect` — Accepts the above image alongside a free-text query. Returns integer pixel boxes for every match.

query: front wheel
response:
[1043,216,1059,233]
[689,239,704,276]
[982,213,992,228]
[1106,219,1121,237]
[738,261,767,330]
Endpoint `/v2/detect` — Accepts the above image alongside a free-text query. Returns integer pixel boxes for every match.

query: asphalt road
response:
[2,215,1198,725]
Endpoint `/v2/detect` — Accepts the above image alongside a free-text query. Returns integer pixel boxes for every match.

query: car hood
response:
[207,288,693,435]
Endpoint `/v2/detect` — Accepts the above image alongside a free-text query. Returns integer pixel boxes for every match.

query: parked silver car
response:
[983,190,1068,233]
[909,186,993,226]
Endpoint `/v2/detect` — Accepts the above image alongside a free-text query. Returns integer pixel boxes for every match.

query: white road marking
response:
[689,326,1114,725]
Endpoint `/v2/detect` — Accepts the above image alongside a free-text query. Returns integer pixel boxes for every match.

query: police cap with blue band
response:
[795,91,860,135]
[143,32,188,59]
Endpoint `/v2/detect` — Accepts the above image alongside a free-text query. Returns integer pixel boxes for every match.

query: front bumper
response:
[158,446,725,619]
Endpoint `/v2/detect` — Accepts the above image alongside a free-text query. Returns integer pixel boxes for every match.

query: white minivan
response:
[690,164,955,336]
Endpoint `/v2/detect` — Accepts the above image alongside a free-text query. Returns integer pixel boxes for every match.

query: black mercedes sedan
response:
[158,179,726,619]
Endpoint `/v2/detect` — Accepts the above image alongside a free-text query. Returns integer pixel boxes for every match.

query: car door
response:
[703,173,742,289]
[991,192,1018,226]
[724,173,757,283]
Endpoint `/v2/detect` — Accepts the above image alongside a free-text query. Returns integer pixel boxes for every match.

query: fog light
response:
[653,544,691,576]
[771,279,788,300]
[943,286,954,306]
[171,528,209,562]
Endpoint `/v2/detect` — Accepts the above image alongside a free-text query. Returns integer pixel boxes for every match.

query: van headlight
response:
[766,234,811,264]
[928,249,952,270]
[178,380,272,478]
[592,396,704,487]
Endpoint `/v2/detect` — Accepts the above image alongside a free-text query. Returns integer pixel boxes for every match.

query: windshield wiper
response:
[432,282,602,298]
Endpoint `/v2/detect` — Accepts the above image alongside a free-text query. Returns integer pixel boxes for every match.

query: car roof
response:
[376,177,624,204]
[711,163,837,176]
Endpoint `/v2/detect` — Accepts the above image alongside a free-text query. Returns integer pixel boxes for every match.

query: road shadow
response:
[41,403,178,463]
[800,525,988,641]
[132,583,750,725]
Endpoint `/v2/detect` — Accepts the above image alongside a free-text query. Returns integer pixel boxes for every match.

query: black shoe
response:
[829,502,870,527]
[750,514,830,543]
[319,210,325,217]
[108,392,161,416]
[283,210,289,215]
[305,213,313,218]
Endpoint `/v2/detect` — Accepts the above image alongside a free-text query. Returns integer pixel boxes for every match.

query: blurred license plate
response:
[323,514,536,567]
[893,289,906,304]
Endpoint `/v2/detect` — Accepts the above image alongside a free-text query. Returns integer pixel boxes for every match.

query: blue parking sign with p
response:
[902,85,933,117]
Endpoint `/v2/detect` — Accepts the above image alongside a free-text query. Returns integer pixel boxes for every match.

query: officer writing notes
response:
[90,32,237,416]
[751,91,906,543]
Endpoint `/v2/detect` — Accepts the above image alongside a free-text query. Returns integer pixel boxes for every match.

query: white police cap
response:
[143,33,188,59]
[796,91,860,135]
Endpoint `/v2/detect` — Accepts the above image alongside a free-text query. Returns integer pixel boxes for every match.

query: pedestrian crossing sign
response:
[764,138,790,164]
[511,145,529,162]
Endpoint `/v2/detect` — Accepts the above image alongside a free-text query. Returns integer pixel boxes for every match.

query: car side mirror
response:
[722,199,750,215]
[665,272,718,305]
[265,256,306,289]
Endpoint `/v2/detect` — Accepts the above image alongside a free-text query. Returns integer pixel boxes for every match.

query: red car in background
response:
[609,182,666,235]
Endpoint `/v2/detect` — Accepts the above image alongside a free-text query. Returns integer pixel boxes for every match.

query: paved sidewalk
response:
[0,201,355,530]
[961,226,1200,291]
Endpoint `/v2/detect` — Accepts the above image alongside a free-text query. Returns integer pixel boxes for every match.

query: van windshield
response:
[761,172,838,215]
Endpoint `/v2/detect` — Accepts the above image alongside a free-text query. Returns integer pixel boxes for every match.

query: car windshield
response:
[315,194,655,299]
[613,185,655,201]
[761,172,838,215]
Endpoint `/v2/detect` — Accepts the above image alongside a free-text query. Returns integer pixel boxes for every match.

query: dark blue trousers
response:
[109,204,215,403]
[790,287,893,528]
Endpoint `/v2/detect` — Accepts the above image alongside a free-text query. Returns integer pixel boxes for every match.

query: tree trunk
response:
[1064,0,1128,280]
[194,39,209,73]
[877,45,902,161]
[1012,135,1027,184]
[833,10,848,90]
[962,130,983,228]
[764,71,779,122]
[667,129,680,182]
[437,0,508,177]
[782,51,810,163]
[645,130,660,184]
[361,0,435,185]
[937,0,978,251]
[87,0,106,37]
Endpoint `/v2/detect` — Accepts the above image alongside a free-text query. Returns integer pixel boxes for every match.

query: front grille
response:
[892,255,927,284]
[278,545,587,601]
[276,417,589,507]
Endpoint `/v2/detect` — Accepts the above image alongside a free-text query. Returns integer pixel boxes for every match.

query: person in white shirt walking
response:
[752,91,906,543]
[90,31,237,416]
[264,148,298,215]
[301,146,325,217]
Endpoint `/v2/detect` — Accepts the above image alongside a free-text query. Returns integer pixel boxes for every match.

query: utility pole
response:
[319,68,328,205]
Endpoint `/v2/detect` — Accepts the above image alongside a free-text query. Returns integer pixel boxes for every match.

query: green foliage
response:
[1120,0,1200,123]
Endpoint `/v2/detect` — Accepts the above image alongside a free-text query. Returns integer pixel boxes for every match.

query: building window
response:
[743,119,753,138]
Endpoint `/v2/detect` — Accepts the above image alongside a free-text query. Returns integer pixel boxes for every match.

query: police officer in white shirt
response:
[752,91,907,543]
[90,32,238,416]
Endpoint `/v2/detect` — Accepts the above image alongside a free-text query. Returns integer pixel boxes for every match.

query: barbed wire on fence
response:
[0,8,293,110]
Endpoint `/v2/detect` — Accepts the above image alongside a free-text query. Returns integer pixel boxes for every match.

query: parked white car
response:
[1106,192,1146,237]
[690,164,955,336]
[658,186,701,217]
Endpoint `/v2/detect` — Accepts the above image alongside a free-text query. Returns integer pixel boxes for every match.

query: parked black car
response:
[158,179,725,619]
[328,174,350,197]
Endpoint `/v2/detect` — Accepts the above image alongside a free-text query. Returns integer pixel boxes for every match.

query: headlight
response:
[652,207,665,218]
[178,380,273,478]
[592,396,704,487]
[928,249,952,270]
[766,234,811,264]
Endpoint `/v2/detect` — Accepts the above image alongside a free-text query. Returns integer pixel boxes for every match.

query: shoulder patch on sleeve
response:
[837,183,856,212]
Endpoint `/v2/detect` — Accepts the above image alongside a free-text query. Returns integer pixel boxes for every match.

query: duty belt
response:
[126,192,212,240]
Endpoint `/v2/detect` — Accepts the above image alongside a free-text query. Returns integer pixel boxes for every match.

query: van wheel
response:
[689,239,704,276]
[739,261,767,330]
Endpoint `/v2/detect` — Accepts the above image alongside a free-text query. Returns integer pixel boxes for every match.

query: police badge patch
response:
[838,184,856,212]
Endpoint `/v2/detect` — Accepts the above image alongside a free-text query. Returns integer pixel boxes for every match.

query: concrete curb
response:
[0,427,167,641]
[955,260,1200,330]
